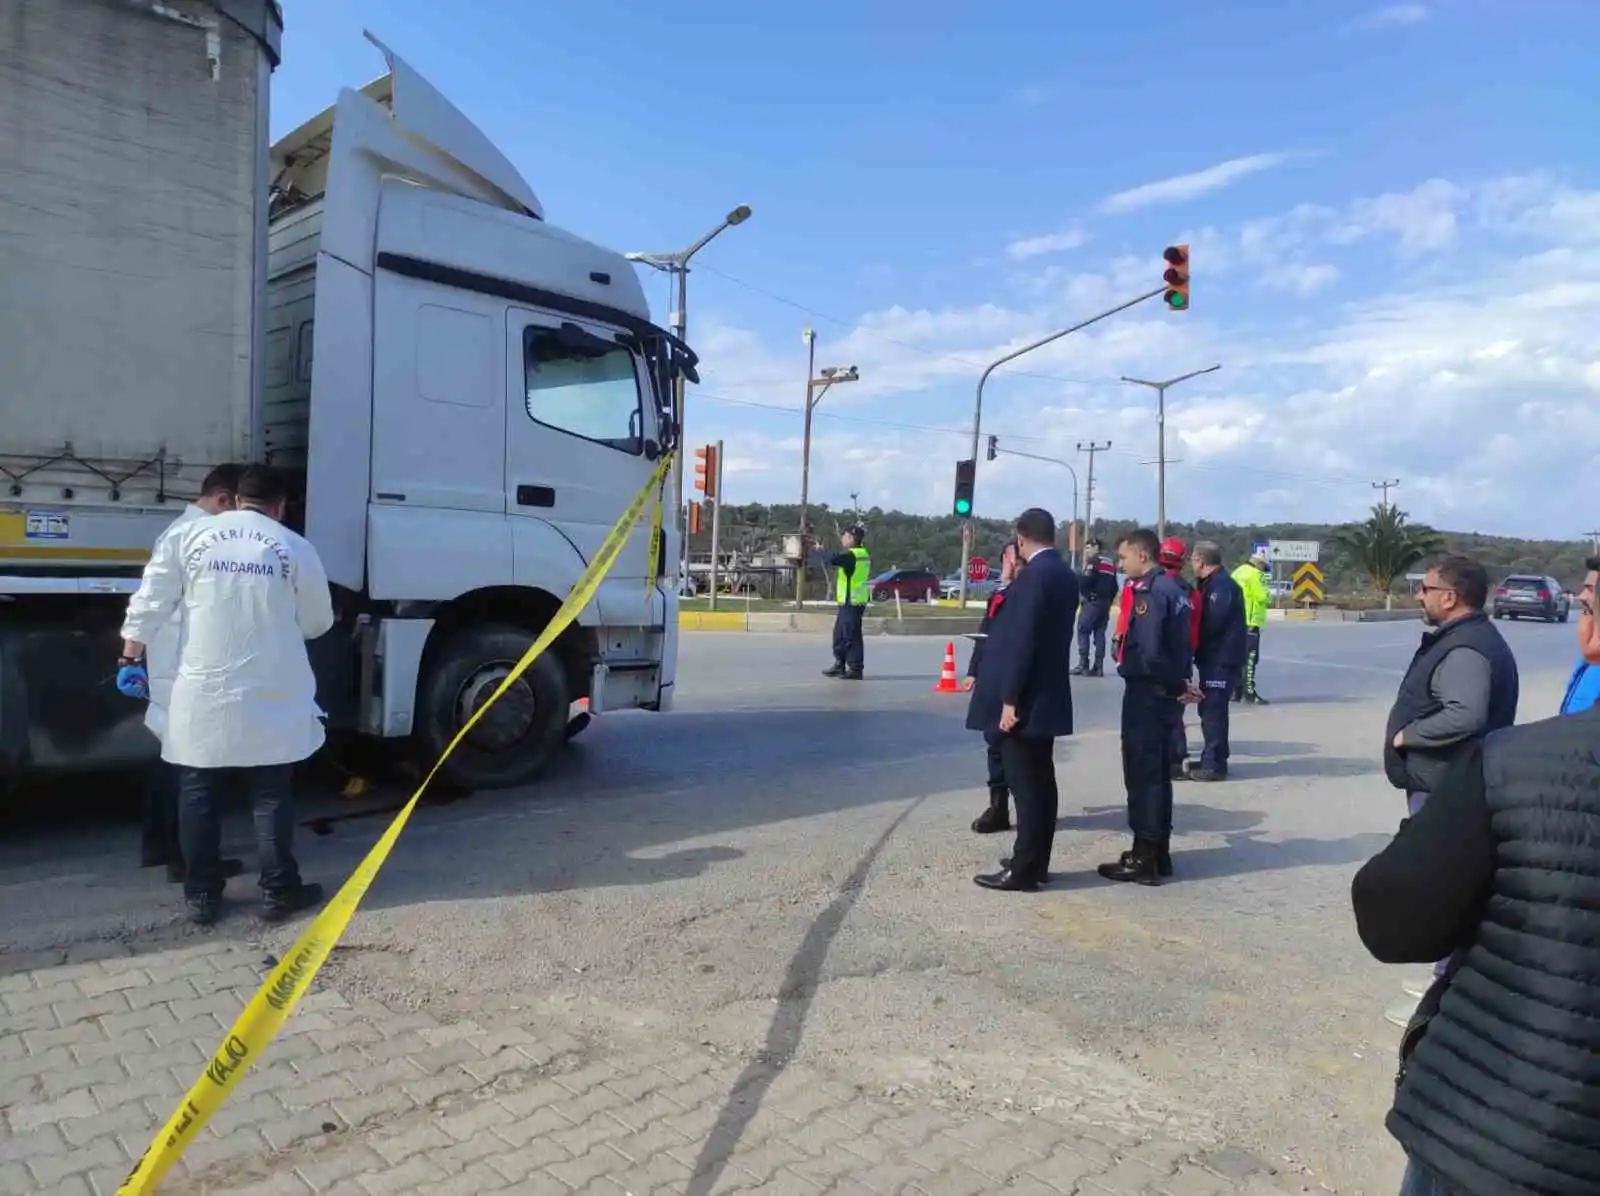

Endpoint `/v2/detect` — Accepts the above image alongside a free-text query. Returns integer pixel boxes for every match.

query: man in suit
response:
[962,541,1024,835]
[965,508,1079,893]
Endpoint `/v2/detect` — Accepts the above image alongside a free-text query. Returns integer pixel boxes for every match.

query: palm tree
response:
[1329,503,1445,609]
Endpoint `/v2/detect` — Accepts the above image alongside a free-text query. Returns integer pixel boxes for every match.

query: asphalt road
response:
[0,617,1581,1194]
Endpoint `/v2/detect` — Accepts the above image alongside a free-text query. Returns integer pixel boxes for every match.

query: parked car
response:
[1492,574,1570,623]
[940,571,999,600]
[869,568,941,602]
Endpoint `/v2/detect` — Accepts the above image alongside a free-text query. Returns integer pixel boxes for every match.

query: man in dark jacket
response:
[1157,536,1198,777]
[966,509,1078,892]
[1183,540,1246,782]
[1099,529,1193,885]
[1071,538,1119,677]
[963,541,1024,835]
[1352,710,1600,1196]
[1386,556,1519,813]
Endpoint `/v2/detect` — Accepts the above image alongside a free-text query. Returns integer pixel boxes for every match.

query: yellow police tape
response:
[117,452,674,1194]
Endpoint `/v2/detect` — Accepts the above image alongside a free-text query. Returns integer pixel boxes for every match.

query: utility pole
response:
[1373,478,1401,508]
[794,329,859,608]
[625,205,753,580]
[707,440,725,610]
[1121,365,1221,540]
[1586,530,1600,555]
[1078,440,1111,551]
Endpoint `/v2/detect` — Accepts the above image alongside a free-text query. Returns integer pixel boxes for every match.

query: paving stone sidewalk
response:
[1,942,1319,1196]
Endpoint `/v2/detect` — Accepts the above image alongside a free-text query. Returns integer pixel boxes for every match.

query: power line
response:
[689,388,1372,490]
[694,263,1122,390]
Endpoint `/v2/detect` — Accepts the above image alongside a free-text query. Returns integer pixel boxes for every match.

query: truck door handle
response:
[516,485,556,508]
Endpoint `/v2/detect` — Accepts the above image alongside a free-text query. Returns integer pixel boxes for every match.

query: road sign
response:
[1269,539,1321,563]
[1292,561,1325,604]
[1251,541,1270,561]
[967,556,989,583]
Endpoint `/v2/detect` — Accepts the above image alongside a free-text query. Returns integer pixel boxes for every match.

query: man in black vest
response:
[1385,555,1519,812]
[1352,709,1600,1196]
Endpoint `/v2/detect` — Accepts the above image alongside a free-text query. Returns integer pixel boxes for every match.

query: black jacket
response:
[964,547,1077,739]
[1353,709,1600,1196]
[1115,571,1193,696]
[1194,568,1247,669]
[1078,555,1119,606]
[1383,612,1518,793]
[965,585,1011,679]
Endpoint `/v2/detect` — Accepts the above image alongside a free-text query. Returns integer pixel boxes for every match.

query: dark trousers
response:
[999,734,1057,879]
[1169,708,1188,765]
[179,764,299,900]
[1400,1160,1457,1196]
[1122,681,1176,841]
[1234,628,1263,698]
[983,731,1007,798]
[1075,604,1108,668]
[1198,664,1238,771]
[141,760,182,866]
[832,603,865,671]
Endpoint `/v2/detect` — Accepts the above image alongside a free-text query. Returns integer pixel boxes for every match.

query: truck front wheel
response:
[415,623,570,790]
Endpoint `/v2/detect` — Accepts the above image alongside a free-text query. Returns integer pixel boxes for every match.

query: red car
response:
[869,568,941,602]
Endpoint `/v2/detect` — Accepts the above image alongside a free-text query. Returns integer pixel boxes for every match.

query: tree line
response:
[687,501,1593,596]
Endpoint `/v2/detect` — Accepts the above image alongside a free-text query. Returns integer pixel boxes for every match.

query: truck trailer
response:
[0,1,687,791]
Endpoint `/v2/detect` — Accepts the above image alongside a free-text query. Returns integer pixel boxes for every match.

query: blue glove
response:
[116,664,149,699]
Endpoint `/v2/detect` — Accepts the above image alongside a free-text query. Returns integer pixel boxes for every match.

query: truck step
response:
[602,658,660,674]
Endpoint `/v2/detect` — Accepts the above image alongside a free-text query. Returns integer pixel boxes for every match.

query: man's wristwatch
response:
[118,654,142,667]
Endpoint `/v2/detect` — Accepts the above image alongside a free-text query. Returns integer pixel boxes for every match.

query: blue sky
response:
[272,0,1598,537]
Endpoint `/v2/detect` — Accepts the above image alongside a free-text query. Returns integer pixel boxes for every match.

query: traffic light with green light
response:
[953,458,976,518]
[1163,244,1189,311]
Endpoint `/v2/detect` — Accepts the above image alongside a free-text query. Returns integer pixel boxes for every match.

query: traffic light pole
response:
[986,442,1080,568]
[958,286,1164,606]
[708,440,725,610]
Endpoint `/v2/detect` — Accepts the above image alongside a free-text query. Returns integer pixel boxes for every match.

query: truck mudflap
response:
[0,618,158,778]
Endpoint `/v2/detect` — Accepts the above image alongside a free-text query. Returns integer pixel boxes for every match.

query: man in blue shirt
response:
[1100,528,1193,886]
[1561,557,1600,716]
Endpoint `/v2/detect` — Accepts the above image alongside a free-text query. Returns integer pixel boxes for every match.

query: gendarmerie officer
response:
[1071,539,1119,677]
[1184,540,1246,781]
[1099,528,1193,886]
[1157,536,1198,777]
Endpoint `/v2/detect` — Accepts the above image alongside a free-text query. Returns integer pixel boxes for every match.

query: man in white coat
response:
[136,464,245,880]
[119,465,335,925]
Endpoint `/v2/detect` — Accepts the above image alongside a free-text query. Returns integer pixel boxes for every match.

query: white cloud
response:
[1005,227,1090,261]
[1097,153,1292,214]
[688,172,1600,537]
[1353,4,1429,31]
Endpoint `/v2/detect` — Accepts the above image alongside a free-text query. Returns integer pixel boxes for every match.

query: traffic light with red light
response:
[693,445,718,497]
[1162,244,1190,311]
[953,458,976,518]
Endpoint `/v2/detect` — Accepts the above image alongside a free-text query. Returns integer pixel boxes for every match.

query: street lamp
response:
[626,204,754,575]
[795,328,859,607]
[1120,364,1221,539]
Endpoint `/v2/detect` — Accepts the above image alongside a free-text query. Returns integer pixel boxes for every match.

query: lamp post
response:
[795,327,859,608]
[1120,364,1221,539]
[626,204,753,577]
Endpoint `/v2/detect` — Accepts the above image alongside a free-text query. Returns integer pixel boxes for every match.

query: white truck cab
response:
[0,22,688,791]
[267,35,688,787]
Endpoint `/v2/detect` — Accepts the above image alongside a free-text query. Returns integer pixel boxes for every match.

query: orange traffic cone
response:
[933,642,962,693]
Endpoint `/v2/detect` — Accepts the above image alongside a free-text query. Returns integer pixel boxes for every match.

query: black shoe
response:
[1170,762,1189,781]
[186,892,222,926]
[1098,840,1161,886]
[262,882,324,923]
[166,857,244,885]
[1158,841,1174,877]
[1243,693,1269,705]
[141,845,170,869]
[1188,767,1226,782]
[842,670,864,681]
[822,664,846,678]
[1088,665,1104,678]
[1070,663,1087,676]
[971,800,1011,834]
[974,868,1038,892]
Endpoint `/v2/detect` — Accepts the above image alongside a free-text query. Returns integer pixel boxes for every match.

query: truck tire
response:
[414,623,569,791]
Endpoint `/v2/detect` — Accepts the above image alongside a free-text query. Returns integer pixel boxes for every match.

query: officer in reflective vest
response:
[823,525,872,680]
